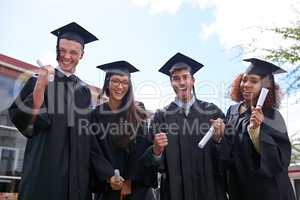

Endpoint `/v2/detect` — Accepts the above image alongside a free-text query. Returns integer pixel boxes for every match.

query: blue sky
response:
[1,0,300,133]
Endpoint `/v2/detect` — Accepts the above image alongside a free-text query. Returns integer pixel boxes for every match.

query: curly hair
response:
[230,73,282,108]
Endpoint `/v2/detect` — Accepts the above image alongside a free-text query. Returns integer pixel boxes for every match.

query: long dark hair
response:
[101,72,148,147]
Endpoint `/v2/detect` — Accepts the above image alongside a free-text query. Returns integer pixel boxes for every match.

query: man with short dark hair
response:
[146,53,227,200]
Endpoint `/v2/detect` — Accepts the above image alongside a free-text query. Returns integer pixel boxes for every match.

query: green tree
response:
[249,22,300,164]
[263,22,300,94]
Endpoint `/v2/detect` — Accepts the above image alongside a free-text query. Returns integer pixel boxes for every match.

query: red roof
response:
[0,53,101,96]
[0,53,38,71]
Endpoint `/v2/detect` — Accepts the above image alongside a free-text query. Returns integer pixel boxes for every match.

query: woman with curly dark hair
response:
[91,61,156,200]
[221,58,295,200]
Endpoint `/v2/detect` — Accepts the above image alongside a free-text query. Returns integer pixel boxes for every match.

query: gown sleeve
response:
[89,109,115,182]
[8,76,51,138]
[219,105,236,167]
[255,109,291,177]
[221,105,291,178]
[140,109,165,170]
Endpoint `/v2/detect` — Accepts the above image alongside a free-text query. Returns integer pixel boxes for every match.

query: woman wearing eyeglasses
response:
[90,61,156,200]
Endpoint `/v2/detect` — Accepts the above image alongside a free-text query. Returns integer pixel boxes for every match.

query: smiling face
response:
[171,68,195,102]
[57,38,83,73]
[240,73,262,104]
[108,74,130,103]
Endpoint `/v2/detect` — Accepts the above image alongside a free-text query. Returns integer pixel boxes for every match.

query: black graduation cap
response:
[243,58,286,76]
[158,52,204,76]
[97,61,139,74]
[51,22,98,47]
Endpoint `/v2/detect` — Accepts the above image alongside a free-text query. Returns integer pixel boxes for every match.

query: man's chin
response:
[178,95,188,101]
[61,66,75,73]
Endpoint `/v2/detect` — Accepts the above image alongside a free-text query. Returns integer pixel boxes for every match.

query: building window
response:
[0,68,25,198]
[0,147,19,176]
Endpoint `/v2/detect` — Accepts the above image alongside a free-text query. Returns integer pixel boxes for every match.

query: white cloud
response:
[130,0,150,7]
[151,0,183,14]
[130,0,299,56]
[129,0,184,14]
[200,23,217,40]
[129,0,216,12]
[192,0,216,9]
[129,0,300,133]
[198,0,300,55]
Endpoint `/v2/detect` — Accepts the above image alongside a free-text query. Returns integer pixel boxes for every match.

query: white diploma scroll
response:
[114,169,124,181]
[198,126,215,149]
[249,88,269,128]
[114,169,120,177]
[34,59,54,82]
[256,88,269,107]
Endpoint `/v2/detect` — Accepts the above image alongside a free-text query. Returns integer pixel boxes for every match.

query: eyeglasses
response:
[110,79,129,87]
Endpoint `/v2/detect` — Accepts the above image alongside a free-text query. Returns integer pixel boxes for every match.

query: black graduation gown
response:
[221,103,295,200]
[91,102,157,200]
[8,70,113,200]
[149,99,227,200]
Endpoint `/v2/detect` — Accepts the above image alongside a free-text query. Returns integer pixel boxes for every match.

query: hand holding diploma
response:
[36,59,55,82]
[249,88,268,129]
[198,118,225,149]
[34,59,55,86]
[109,169,124,190]
[32,60,55,120]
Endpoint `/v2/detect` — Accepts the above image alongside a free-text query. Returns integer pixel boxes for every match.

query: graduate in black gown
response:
[8,22,114,200]
[91,61,157,200]
[221,58,296,200]
[143,53,228,200]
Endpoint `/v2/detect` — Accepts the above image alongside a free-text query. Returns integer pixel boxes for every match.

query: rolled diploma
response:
[33,59,54,82]
[198,126,215,149]
[114,169,124,181]
[114,169,120,177]
[256,88,269,107]
[249,88,269,128]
